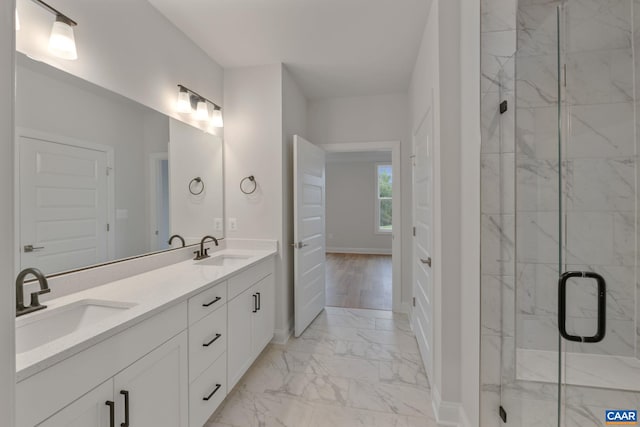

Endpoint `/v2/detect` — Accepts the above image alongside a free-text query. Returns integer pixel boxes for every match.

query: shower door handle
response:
[558,271,606,343]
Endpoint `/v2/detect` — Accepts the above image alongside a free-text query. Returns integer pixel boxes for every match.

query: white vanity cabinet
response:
[227,262,275,390]
[39,332,188,427]
[17,303,189,427]
[17,254,276,427]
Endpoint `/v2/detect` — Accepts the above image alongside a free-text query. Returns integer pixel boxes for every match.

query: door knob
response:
[291,241,309,249]
[420,257,432,267]
[24,245,45,253]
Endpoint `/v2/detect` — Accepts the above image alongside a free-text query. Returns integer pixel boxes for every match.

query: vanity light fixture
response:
[32,0,78,60]
[210,109,224,128]
[176,86,192,113]
[175,84,223,127]
[194,98,209,121]
[16,9,20,31]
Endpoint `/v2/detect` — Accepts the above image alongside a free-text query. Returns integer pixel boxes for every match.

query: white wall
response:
[0,2,16,424]
[282,67,308,340]
[16,55,169,261]
[16,0,223,135]
[410,0,480,425]
[326,153,393,253]
[307,93,412,310]
[459,0,481,424]
[169,118,224,244]
[224,65,288,337]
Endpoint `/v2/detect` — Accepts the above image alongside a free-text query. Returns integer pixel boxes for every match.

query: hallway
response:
[325,253,393,310]
[207,307,434,427]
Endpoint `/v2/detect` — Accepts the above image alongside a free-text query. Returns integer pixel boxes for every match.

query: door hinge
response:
[499,406,507,423]
[413,226,416,237]
[499,100,508,114]
[107,223,110,232]
[412,297,416,307]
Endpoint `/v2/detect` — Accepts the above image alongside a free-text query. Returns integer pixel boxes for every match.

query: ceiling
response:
[147,0,431,100]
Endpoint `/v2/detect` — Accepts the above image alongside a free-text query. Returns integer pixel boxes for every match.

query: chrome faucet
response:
[16,268,50,317]
[194,235,219,260]
[168,234,186,247]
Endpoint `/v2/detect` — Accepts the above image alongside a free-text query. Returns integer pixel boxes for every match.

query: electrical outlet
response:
[214,218,223,231]
[228,218,238,231]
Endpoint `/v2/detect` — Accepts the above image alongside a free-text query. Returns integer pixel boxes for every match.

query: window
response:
[376,164,392,233]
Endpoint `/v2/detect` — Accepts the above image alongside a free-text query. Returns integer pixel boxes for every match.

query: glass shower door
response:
[559,0,640,425]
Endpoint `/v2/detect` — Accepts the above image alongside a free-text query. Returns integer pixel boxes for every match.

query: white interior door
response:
[19,135,109,275]
[293,135,326,337]
[412,109,434,379]
[149,153,170,251]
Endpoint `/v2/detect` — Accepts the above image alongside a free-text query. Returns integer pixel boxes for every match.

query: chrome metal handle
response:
[24,245,45,253]
[420,257,432,267]
[291,241,309,249]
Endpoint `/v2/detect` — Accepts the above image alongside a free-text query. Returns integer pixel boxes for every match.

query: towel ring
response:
[189,177,205,195]
[240,175,257,195]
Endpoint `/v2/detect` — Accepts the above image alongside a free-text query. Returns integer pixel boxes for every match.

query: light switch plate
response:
[228,218,238,231]
[214,218,223,231]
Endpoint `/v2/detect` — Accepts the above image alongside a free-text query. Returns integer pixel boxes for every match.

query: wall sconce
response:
[32,0,78,60]
[175,84,223,128]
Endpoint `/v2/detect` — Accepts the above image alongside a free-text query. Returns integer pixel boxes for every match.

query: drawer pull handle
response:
[105,401,115,427]
[256,292,261,311]
[202,296,222,307]
[203,333,222,347]
[252,294,258,313]
[203,384,222,401]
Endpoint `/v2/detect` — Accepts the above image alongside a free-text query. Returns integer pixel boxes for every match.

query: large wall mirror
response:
[15,53,224,277]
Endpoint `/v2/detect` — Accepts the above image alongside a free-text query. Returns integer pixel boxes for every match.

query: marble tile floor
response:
[206,307,436,427]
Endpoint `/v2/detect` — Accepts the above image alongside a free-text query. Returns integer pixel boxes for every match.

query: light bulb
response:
[194,99,209,121]
[49,16,77,60]
[15,9,20,31]
[210,109,224,128]
[176,88,191,113]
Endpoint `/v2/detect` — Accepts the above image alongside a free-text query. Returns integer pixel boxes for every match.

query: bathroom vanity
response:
[15,246,276,427]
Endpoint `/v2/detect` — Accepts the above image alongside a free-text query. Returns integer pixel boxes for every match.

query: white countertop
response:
[16,247,276,382]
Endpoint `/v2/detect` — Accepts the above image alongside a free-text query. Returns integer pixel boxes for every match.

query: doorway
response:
[322,142,402,312]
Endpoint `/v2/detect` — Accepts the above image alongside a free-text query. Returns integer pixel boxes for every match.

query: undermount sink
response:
[16,299,136,354]
[197,254,252,267]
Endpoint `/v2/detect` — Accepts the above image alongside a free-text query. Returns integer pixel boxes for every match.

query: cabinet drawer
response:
[227,259,273,300]
[189,353,227,427]
[188,281,227,325]
[189,305,227,383]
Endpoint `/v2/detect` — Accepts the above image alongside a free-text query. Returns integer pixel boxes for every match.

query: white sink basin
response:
[197,254,252,267]
[16,299,136,354]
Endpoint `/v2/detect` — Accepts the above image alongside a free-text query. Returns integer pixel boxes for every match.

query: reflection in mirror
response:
[15,53,224,276]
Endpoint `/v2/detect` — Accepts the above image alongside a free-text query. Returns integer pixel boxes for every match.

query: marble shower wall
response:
[481,0,640,425]
[515,0,638,359]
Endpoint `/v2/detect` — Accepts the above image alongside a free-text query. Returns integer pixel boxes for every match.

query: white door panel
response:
[412,108,434,380]
[293,135,326,338]
[19,136,109,275]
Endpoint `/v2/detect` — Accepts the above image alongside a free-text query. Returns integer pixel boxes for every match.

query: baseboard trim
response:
[271,317,293,345]
[432,386,465,427]
[326,247,392,255]
[459,407,472,427]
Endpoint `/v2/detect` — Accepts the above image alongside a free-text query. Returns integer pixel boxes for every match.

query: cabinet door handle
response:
[120,390,130,427]
[252,294,258,313]
[105,401,115,427]
[203,333,222,347]
[203,384,222,401]
[256,292,261,311]
[202,296,222,307]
